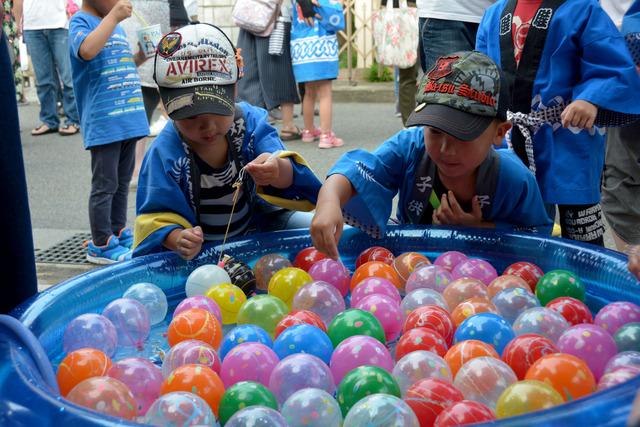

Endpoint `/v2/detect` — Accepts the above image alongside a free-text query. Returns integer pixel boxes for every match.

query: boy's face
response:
[424,120,512,179]
[88,0,119,16]
[174,113,235,147]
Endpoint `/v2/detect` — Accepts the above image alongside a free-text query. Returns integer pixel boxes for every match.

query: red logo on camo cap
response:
[427,55,460,81]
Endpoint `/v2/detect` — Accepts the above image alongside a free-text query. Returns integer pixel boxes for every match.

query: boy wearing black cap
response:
[133,23,321,259]
[310,51,552,259]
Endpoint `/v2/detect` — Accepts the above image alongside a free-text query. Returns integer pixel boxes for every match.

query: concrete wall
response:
[198,0,240,43]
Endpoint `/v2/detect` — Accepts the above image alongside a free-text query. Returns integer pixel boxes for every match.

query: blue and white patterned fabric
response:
[290,0,340,82]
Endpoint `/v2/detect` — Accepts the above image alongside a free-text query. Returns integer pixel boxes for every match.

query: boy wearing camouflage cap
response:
[310,51,552,259]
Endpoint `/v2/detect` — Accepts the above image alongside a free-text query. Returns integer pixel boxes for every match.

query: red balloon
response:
[404,378,464,427]
[403,305,456,346]
[503,262,544,292]
[274,309,327,338]
[396,327,448,361]
[356,246,395,269]
[501,333,559,380]
[546,297,593,325]
[434,400,496,427]
[293,247,328,272]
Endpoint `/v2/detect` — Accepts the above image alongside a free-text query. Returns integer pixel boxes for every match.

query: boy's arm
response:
[78,0,132,61]
[310,174,356,259]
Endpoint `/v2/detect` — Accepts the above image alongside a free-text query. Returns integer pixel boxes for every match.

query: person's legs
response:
[557,204,606,246]
[89,143,123,246]
[420,18,479,73]
[236,30,266,108]
[398,62,418,126]
[111,139,137,233]
[49,28,79,126]
[302,81,317,132]
[418,18,427,73]
[23,29,59,129]
[317,80,333,134]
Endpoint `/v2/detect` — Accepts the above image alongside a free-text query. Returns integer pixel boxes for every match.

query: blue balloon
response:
[219,324,273,360]
[273,324,334,364]
[454,313,515,355]
[492,287,540,324]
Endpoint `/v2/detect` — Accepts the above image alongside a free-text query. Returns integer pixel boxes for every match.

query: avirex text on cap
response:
[154,23,239,119]
[406,51,510,141]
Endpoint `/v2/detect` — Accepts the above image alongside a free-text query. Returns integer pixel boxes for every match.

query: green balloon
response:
[218,381,279,425]
[236,294,289,337]
[327,309,386,347]
[336,365,401,416]
[535,269,585,306]
[614,322,640,352]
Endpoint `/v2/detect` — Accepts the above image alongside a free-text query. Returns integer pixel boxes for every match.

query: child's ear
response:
[492,120,512,147]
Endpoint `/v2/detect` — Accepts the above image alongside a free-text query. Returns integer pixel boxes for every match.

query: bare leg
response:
[303,82,317,131]
[281,103,296,131]
[132,138,147,180]
[317,80,333,133]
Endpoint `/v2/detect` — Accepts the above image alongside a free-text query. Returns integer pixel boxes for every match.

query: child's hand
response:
[245,153,280,186]
[176,226,203,260]
[561,100,597,130]
[134,42,149,66]
[310,200,344,260]
[108,0,133,23]
[433,191,484,227]
[628,246,640,280]
[296,0,321,26]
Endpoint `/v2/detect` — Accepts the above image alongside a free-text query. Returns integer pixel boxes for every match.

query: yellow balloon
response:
[496,380,565,418]
[205,283,247,324]
[268,267,312,308]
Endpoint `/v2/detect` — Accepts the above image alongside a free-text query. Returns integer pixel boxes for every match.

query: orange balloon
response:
[525,353,595,401]
[488,275,532,298]
[445,340,500,378]
[57,348,112,396]
[393,252,431,285]
[451,297,498,326]
[167,308,222,349]
[350,261,402,291]
[160,364,225,416]
[442,278,488,311]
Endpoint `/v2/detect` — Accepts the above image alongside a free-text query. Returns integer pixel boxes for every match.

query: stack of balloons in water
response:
[56,245,640,426]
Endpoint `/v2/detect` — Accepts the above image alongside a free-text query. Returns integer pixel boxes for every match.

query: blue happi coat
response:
[329,127,553,238]
[477,0,640,205]
[133,103,321,256]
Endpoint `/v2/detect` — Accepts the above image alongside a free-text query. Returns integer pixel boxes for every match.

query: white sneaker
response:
[149,116,168,137]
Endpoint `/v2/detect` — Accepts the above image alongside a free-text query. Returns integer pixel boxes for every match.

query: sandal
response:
[31,124,58,136]
[280,126,303,141]
[58,124,79,136]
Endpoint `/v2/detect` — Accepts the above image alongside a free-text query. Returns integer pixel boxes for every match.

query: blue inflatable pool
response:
[2,226,639,426]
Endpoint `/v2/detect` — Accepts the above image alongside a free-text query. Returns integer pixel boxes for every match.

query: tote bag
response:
[371,0,418,68]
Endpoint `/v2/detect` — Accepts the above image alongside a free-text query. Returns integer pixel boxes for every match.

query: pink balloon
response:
[107,357,163,415]
[161,339,222,378]
[452,259,498,285]
[557,324,618,380]
[292,281,346,326]
[354,294,403,342]
[594,302,640,335]
[405,265,453,294]
[598,366,640,390]
[434,251,468,272]
[174,296,223,324]
[308,259,350,297]
[220,342,279,388]
[350,277,401,307]
[329,335,393,384]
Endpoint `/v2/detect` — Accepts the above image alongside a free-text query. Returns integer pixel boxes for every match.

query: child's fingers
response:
[439,193,453,218]
[561,108,574,128]
[471,196,483,219]
[193,226,203,238]
[447,191,464,217]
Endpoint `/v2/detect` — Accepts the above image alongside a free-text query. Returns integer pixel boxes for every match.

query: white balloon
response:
[185,265,231,297]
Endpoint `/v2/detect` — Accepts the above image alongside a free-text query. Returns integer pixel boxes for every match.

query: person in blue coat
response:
[476,0,640,246]
[310,52,552,259]
[133,23,321,259]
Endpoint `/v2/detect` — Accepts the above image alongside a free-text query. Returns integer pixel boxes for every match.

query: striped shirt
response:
[195,154,251,241]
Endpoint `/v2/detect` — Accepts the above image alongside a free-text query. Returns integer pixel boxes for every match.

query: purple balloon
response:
[220,342,279,388]
[405,265,453,294]
[161,339,221,378]
[401,288,449,315]
[292,281,346,326]
[594,302,640,335]
[512,307,570,343]
[350,277,401,307]
[597,366,640,390]
[329,335,393,384]
[107,357,163,415]
[62,313,118,356]
[604,351,640,375]
[268,353,335,404]
[354,294,403,342]
[557,324,618,380]
[102,298,150,349]
[308,258,350,297]
[434,251,468,272]
[452,259,498,285]
[174,296,223,324]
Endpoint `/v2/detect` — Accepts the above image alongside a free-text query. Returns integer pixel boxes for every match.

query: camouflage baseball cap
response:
[406,51,510,141]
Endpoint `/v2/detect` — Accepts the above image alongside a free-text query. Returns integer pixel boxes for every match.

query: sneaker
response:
[85,235,131,264]
[116,227,134,249]
[318,132,344,149]
[149,116,168,137]
[301,127,321,143]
